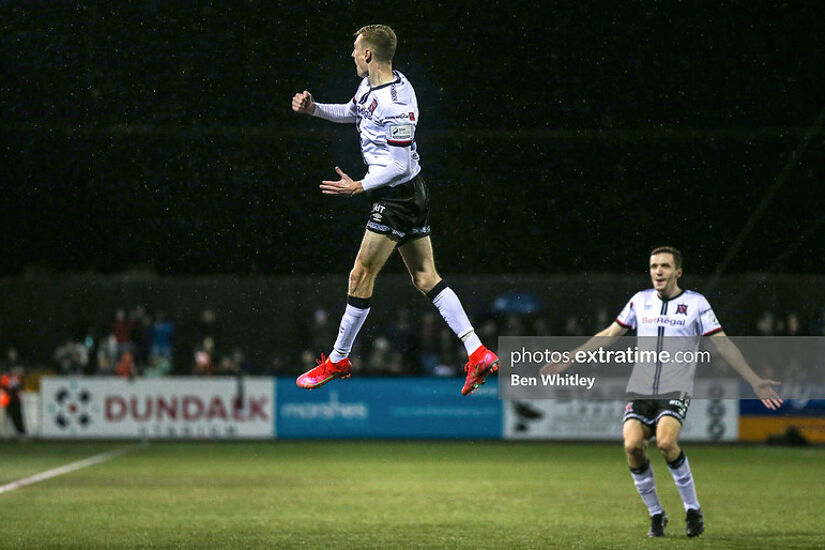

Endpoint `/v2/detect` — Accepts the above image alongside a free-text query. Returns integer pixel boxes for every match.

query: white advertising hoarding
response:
[504,379,738,441]
[40,377,274,439]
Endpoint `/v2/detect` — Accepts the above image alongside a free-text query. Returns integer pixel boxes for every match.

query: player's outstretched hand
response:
[752,378,783,410]
[320,166,364,196]
[292,90,315,114]
[540,361,570,376]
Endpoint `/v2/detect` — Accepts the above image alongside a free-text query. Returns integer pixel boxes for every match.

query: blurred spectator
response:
[80,326,99,373]
[96,332,119,375]
[386,351,408,375]
[350,355,365,377]
[593,307,609,333]
[216,355,240,376]
[111,308,135,357]
[785,313,801,336]
[478,319,499,351]
[143,355,172,378]
[386,308,415,356]
[230,348,253,374]
[150,311,175,363]
[299,349,316,375]
[193,337,216,376]
[756,312,776,336]
[132,306,153,366]
[2,348,22,371]
[563,315,585,336]
[438,327,459,366]
[115,351,137,378]
[1,353,26,437]
[433,350,461,377]
[53,337,89,375]
[366,336,391,374]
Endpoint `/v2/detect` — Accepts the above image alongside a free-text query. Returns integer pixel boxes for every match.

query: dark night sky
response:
[2,2,824,275]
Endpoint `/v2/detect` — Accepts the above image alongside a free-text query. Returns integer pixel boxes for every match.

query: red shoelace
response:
[315,354,329,375]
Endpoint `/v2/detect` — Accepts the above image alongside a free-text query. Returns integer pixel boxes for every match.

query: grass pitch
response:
[0,441,823,549]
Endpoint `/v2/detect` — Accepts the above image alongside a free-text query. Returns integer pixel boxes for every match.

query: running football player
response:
[542,246,782,537]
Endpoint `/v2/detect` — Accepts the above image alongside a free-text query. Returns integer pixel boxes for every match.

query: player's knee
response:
[411,271,439,293]
[624,437,645,458]
[656,436,678,456]
[349,264,373,290]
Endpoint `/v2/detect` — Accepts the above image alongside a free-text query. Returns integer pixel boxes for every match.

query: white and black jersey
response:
[616,289,723,397]
[312,70,421,192]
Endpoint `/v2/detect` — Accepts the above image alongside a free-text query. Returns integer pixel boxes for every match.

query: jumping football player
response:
[541,246,782,538]
[291,25,499,395]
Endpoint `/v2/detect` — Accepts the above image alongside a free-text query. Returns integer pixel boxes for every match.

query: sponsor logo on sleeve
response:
[388,124,414,142]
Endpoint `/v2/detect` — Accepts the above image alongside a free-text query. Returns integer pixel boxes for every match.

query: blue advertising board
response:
[275,378,502,439]
[740,397,825,416]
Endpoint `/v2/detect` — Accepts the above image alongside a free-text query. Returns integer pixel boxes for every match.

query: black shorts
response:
[365,175,431,246]
[623,396,691,432]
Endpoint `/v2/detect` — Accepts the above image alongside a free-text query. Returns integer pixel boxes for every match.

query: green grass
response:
[0,441,823,549]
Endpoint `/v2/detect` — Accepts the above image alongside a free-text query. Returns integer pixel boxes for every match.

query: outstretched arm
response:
[291,91,356,122]
[709,331,783,410]
[540,322,628,375]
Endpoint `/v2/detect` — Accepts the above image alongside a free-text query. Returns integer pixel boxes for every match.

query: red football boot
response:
[296,354,352,389]
[461,346,500,395]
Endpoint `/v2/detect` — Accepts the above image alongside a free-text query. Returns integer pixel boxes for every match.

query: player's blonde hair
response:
[650,246,683,269]
[355,24,397,63]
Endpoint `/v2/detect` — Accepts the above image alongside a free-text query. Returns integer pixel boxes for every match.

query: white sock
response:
[630,462,664,516]
[668,452,700,512]
[461,331,483,356]
[427,282,482,355]
[329,298,370,363]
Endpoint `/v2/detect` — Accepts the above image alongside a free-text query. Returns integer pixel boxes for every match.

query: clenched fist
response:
[292,91,315,114]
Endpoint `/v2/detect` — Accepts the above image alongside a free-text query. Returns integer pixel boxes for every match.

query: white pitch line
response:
[0,442,147,495]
